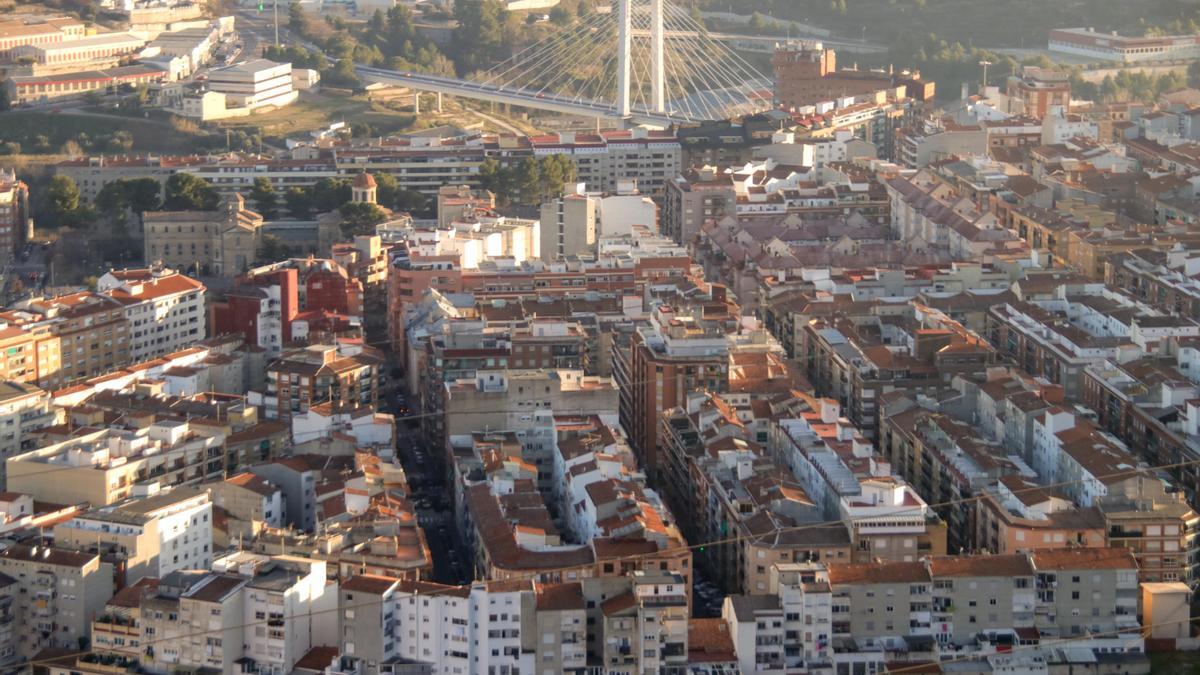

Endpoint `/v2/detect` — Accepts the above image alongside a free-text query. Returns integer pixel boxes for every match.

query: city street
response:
[3,242,53,301]
[387,390,472,585]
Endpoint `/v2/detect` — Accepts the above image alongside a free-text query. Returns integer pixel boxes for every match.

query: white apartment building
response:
[54,486,212,584]
[341,576,473,675]
[213,551,337,674]
[530,129,682,196]
[291,403,394,449]
[97,267,206,362]
[208,59,297,110]
[725,563,834,674]
[1031,409,1141,507]
[0,381,55,488]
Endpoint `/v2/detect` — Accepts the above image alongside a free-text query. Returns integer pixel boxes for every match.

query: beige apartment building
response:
[1029,548,1140,638]
[444,369,618,439]
[17,291,130,383]
[0,544,113,662]
[0,318,61,388]
[143,193,263,277]
[53,486,213,586]
[827,561,931,643]
[540,190,596,260]
[599,571,689,672]
[928,554,1036,647]
[8,422,224,506]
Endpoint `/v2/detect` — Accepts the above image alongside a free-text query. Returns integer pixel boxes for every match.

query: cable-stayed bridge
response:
[356,0,781,126]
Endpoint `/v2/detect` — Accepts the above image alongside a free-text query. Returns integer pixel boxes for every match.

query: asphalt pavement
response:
[387,390,472,585]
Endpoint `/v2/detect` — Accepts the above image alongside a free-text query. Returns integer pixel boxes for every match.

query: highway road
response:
[356,65,698,126]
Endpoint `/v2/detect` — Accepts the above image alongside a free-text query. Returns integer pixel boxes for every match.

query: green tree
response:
[338,202,387,237]
[285,187,311,218]
[256,233,292,262]
[1189,60,1200,89]
[393,189,427,215]
[95,180,130,224]
[452,0,508,75]
[125,178,161,214]
[539,154,576,201]
[516,157,542,205]
[46,175,81,223]
[163,173,218,211]
[288,1,307,35]
[549,4,572,24]
[478,157,515,204]
[310,177,352,213]
[249,177,278,219]
[373,172,400,209]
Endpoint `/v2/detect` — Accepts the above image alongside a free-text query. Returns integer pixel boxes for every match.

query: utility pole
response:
[616,0,632,119]
[979,59,993,93]
[651,0,665,113]
[273,0,280,47]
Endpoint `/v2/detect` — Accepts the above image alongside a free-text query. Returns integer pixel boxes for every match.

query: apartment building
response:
[0,544,113,661]
[658,392,849,594]
[928,554,1035,647]
[529,129,682,196]
[539,189,596,259]
[0,313,62,388]
[143,193,264,277]
[827,560,932,650]
[443,369,617,441]
[212,552,336,674]
[840,477,948,563]
[92,553,335,674]
[597,571,690,672]
[0,381,55,487]
[16,290,131,383]
[1029,548,1140,638]
[721,552,1147,672]
[617,282,759,475]
[56,155,214,203]
[723,563,833,674]
[0,171,28,265]
[53,486,212,585]
[208,472,284,538]
[662,166,735,245]
[7,421,224,506]
[1106,248,1200,320]
[96,267,206,362]
[254,342,384,423]
[1005,66,1071,119]
[803,313,994,439]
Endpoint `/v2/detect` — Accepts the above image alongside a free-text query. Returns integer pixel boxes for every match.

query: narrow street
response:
[388,390,471,586]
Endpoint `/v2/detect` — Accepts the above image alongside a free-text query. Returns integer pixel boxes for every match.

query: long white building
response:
[11,31,145,66]
[1048,28,1200,63]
